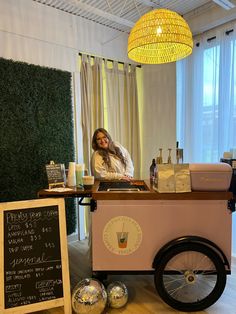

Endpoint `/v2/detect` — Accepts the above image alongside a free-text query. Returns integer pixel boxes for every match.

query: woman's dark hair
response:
[92,128,126,169]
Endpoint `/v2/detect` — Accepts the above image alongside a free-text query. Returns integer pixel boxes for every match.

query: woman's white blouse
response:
[91,142,134,180]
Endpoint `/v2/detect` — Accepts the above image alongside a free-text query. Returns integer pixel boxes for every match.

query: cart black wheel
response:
[154,242,227,312]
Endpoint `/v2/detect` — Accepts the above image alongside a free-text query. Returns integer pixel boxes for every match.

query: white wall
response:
[0,0,130,71]
[185,2,236,36]
[141,63,176,178]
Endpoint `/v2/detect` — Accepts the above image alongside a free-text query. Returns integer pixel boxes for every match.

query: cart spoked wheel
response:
[154,242,227,312]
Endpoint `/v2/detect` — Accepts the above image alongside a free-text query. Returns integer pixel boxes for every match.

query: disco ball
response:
[107,281,128,309]
[72,278,107,314]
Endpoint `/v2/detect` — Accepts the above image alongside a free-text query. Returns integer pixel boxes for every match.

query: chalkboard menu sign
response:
[46,162,66,188]
[0,198,71,314]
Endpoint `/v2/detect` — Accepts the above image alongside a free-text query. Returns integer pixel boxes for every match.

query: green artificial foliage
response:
[0,57,76,234]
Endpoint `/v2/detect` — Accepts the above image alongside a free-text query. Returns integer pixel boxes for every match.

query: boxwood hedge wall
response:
[0,57,76,234]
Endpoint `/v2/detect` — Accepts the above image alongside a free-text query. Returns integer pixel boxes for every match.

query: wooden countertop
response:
[38,180,233,201]
[38,186,92,198]
[92,180,232,200]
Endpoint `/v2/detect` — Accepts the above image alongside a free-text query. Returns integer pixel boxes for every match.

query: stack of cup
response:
[67,162,76,187]
[76,164,85,188]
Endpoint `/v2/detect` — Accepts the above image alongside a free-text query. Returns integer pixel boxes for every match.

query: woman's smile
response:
[96,132,109,149]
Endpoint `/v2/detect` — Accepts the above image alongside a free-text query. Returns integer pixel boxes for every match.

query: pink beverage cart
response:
[90,179,235,312]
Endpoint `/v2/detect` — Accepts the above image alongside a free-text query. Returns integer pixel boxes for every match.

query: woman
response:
[91,128,134,180]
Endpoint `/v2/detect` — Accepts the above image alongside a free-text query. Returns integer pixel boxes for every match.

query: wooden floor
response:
[35,239,236,314]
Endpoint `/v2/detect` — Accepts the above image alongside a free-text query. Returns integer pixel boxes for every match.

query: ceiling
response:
[32,0,236,33]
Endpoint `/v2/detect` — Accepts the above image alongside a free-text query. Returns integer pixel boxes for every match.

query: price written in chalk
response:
[30,234,42,242]
[42,227,52,233]
[45,242,55,249]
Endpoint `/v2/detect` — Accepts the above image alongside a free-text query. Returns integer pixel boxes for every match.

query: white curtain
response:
[105,61,141,178]
[80,55,104,173]
[177,25,236,163]
[177,24,236,257]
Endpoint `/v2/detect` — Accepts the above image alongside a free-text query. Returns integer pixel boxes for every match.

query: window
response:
[177,28,236,162]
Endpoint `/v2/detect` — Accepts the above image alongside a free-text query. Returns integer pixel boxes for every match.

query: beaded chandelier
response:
[128,8,193,64]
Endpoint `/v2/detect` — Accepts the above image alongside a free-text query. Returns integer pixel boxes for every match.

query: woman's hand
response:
[121,175,133,181]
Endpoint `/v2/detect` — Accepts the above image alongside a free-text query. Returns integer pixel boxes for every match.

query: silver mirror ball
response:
[72,278,107,314]
[107,281,128,309]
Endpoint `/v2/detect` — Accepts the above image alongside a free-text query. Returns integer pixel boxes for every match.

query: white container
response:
[189,162,232,191]
[76,164,85,187]
[67,162,76,187]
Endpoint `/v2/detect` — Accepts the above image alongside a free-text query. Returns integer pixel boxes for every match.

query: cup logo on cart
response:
[103,216,142,255]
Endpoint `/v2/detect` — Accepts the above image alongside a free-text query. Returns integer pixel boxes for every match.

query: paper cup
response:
[67,162,76,186]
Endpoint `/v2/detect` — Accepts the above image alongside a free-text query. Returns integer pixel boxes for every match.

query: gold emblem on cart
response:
[103,216,142,255]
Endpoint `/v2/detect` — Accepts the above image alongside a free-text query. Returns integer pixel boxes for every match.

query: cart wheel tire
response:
[154,242,227,312]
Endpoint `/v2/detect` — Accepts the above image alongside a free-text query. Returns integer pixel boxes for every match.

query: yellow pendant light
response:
[128,8,193,64]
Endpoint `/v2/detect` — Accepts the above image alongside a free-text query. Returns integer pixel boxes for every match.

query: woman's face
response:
[96,131,109,149]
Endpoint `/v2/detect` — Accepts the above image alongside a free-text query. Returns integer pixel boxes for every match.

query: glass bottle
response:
[176,142,184,164]
[150,158,156,185]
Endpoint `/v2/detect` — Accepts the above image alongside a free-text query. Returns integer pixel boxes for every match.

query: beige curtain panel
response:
[80,54,141,179]
[80,55,104,173]
[105,61,141,178]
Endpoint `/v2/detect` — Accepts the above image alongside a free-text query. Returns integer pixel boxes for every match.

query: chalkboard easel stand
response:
[0,198,72,314]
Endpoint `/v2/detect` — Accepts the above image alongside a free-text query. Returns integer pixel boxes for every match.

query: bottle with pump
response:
[150,158,156,185]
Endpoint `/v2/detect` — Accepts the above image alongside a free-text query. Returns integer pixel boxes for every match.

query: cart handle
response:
[228,199,236,212]
[78,197,97,212]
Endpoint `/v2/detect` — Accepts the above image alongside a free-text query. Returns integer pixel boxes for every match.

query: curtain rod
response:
[196,29,234,47]
[79,52,141,68]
